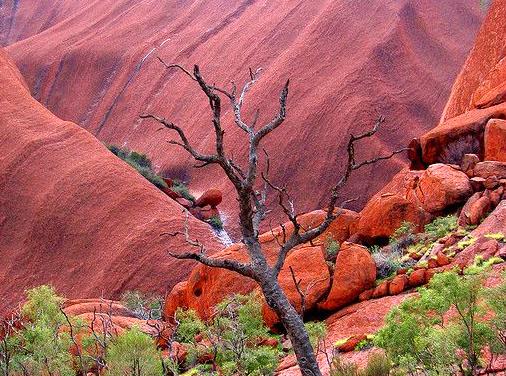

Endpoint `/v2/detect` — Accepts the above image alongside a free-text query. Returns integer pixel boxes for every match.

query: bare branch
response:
[157,57,197,82]
[163,210,256,278]
[289,266,306,320]
[140,113,218,164]
[253,80,289,142]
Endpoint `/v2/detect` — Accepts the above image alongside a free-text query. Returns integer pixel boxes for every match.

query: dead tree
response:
[140,61,405,375]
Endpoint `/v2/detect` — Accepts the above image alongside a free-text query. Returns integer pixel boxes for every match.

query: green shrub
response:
[457,236,477,250]
[305,321,327,349]
[390,221,414,243]
[171,180,195,202]
[174,308,206,344]
[206,215,223,230]
[105,326,162,376]
[242,346,279,376]
[371,247,415,280]
[128,151,152,169]
[424,215,458,240]
[121,291,163,320]
[330,357,359,376]
[107,145,167,189]
[484,232,505,241]
[14,286,75,376]
[375,270,499,375]
[324,237,340,262]
[465,255,504,275]
[361,353,391,376]
[177,294,281,375]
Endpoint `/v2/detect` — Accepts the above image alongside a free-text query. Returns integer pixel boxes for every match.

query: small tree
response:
[105,326,162,376]
[141,61,404,375]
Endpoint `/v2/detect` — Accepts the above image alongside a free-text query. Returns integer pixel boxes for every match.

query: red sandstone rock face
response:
[0,49,221,314]
[441,0,506,121]
[0,0,482,228]
[485,119,506,161]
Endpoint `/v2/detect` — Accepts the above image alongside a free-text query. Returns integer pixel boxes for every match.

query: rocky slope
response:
[0,48,221,314]
[162,1,506,372]
[0,0,482,230]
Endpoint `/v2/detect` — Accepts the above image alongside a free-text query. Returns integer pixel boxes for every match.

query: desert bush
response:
[128,151,152,169]
[424,215,458,240]
[361,353,391,376]
[107,145,168,189]
[304,321,327,350]
[171,180,195,202]
[175,294,281,375]
[206,215,224,230]
[121,291,163,320]
[371,247,415,280]
[374,269,503,375]
[330,357,359,376]
[105,326,162,376]
[324,237,340,262]
[11,286,75,376]
[174,309,206,344]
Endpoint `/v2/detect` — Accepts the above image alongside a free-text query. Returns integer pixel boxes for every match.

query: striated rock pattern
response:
[0,49,221,314]
[0,0,482,226]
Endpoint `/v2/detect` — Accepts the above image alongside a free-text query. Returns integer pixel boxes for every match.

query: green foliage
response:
[241,346,279,376]
[390,221,414,243]
[105,326,162,376]
[171,180,195,202]
[121,290,163,320]
[486,273,506,355]
[484,232,505,241]
[174,308,206,344]
[375,270,502,375]
[128,151,152,169]
[11,286,75,376]
[457,236,477,250]
[206,215,224,230]
[371,246,415,280]
[107,145,167,189]
[330,357,359,376]
[360,353,391,376]
[324,237,340,262]
[176,294,281,375]
[424,215,458,240]
[304,321,327,349]
[465,255,504,275]
[354,336,374,352]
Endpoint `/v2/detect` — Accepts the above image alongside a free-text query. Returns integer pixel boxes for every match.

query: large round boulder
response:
[262,246,331,328]
[195,189,223,208]
[357,194,431,242]
[317,243,376,311]
[413,164,473,214]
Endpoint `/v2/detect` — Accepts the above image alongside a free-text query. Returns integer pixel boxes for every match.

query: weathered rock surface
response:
[413,164,473,213]
[0,49,221,314]
[441,0,506,120]
[484,119,506,161]
[317,243,376,312]
[0,0,482,228]
[357,193,431,242]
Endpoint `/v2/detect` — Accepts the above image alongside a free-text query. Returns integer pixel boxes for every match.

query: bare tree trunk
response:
[141,61,406,376]
[258,275,322,376]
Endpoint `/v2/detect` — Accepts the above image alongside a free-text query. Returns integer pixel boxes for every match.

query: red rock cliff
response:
[0,0,482,228]
[0,49,221,314]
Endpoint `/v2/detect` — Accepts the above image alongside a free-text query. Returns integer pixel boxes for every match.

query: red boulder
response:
[195,189,223,208]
